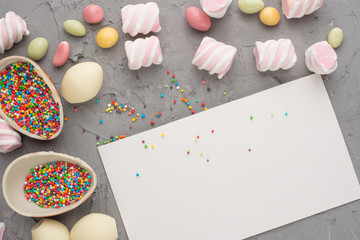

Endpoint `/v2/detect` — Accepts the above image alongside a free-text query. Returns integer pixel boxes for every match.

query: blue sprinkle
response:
[99,119,103,124]
[195,99,198,103]
[95,99,99,103]
[141,113,145,118]
[160,94,164,98]
[136,173,139,177]
[285,112,288,116]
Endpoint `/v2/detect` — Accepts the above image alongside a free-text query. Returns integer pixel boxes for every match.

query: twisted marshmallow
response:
[0,117,22,153]
[281,0,323,19]
[253,39,297,72]
[0,11,30,54]
[192,37,237,79]
[125,36,163,70]
[200,0,233,18]
[121,2,161,37]
[305,41,337,75]
[0,222,4,240]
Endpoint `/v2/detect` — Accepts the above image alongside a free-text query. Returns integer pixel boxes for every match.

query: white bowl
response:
[2,152,97,217]
[0,56,64,140]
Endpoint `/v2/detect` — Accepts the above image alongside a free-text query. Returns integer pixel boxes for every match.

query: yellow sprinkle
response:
[189,106,192,110]
[114,103,118,106]
[181,89,184,92]
[204,108,208,111]
[105,109,109,112]
[110,107,114,110]
[151,145,155,148]
[161,133,165,137]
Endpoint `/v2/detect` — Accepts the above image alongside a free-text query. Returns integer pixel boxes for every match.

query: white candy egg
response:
[70,213,118,240]
[61,62,103,104]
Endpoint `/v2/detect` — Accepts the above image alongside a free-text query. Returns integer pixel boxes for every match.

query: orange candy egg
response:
[259,7,280,26]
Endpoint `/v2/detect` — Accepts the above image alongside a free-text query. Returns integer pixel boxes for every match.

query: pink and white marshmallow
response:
[281,0,323,19]
[200,0,232,18]
[192,36,237,79]
[0,11,30,54]
[305,41,338,75]
[125,36,163,70]
[121,2,161,37]
[0,222,4,240]
[0,117,22,153]
[253,39,297,72]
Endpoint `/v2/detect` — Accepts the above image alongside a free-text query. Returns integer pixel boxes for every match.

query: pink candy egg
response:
[53,41,70,67]
[83,4,104,24]
[185,7,211,32]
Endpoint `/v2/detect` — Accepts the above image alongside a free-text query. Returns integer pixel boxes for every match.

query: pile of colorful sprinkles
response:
[23,161,91,208]
[0,61,61,139]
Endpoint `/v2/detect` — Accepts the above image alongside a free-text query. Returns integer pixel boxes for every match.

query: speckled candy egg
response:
[63,20,86,37]
[96,27,119,48]
[27,37,48,61]
[259,7,280,26]
[83,4,104,24]
[61,62,103,104]
[185,7,211,31]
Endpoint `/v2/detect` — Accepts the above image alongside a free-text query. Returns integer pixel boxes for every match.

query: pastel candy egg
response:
[70,213,118,240]
[53,41,70,67]
[238,0,264,14]
[328,27,343,48]
[27,37,48,61]
[83,4,104,24]
[63,20,86,37]
[61,62,103,103]
[96,27,119,48]
[31,219,70,240]
[259,7,280,26]
[185,7,211,31]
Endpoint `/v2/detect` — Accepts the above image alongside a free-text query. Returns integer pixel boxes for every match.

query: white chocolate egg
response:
[31,219,70,240]
[70,213,118,240]
[61,62,103,104]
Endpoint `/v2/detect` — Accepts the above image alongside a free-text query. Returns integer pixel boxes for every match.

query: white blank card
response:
[99,74,360,240]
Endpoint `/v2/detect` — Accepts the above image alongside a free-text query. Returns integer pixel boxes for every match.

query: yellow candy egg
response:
[96,27,119,48]
[259,7,280,26]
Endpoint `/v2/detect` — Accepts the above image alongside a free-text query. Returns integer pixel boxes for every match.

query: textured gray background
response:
[1,0,360,239]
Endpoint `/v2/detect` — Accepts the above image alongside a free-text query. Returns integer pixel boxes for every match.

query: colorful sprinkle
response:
[23,161,91,208]
[160,94,164,98]
[285,112,288,116]
[145,145,148,149]
[151,145,154,149]
[99,119,103,124]
[166,70,170,74]
[0,62,61,139]
[150,121,155,125]
[202,80,206,85]
[141,114,145,118]
[161,133,165,137]
[250,116,253,120]
[136,173,139,177]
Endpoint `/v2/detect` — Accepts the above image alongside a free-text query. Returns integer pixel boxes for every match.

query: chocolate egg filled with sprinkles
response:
[0,56,63,140]
[24,161,91,208]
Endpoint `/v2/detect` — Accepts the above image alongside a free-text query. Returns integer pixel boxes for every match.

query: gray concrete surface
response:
[1,0,360,239]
